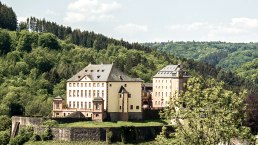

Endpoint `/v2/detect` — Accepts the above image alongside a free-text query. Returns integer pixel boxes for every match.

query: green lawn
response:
[25,140,158,145]
[58,119,168,128]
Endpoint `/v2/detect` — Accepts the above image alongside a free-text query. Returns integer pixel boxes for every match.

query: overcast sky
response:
[2,0,258,43]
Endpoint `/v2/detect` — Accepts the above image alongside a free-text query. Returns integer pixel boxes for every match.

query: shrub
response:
[0,115,11,131]
[0,130,10,145]
[9,126,34,145]
[43,119,58,127]
[40,127,53,141]
[30,133,41,141]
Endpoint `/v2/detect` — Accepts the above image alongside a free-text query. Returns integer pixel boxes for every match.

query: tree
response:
[38,33,60,50]
[159,77,253,145]
[0,30,11,55]
[0,2,17,30]
[0,115,11,131]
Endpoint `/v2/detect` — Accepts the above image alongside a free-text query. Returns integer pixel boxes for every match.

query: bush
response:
[30,133,41,141]
[0,115,11,131]
[40,127,53,141]
[43,120,58,127]
[9,126,34,145]
[0,130,10,145]
[38,33,60,50]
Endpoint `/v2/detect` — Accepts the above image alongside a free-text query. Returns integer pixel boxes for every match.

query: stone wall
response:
[11,116,44,136]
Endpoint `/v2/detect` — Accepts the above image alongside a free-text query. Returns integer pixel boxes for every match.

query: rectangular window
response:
[69,101,71,108]
[73,101,75,108]
[93,83,96,87]
[89,90,91,98]
[81,83,83,87]
[136,106,139,109]
[120,106,122,110]
[73,83,75,87]
[69,90,71,97]
[128,94,131,98]
[89,83,91,87]
[69,83,71,87]
[85,90,87,97]
[77,102,79,108]
[124,84,127,87]
[77,90,79,97]
[73,90,75,97]
[93,90,96,97]
[102,90,104,97]
[85,83,87,87]
[97,90,99,97]
[102,83,104,87]
[89,102,91,109]
[81,90,83,97]
[97,83,100,87]
[81,102,83,108]
[85,102,87,109]
[130,105,133,110]
[77,83,79,87]
[109,84,112,87]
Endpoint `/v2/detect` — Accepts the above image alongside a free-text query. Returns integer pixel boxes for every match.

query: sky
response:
[2,0,258,43]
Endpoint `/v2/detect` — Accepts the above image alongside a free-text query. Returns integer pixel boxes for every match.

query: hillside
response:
[144,41,258,86]
[0,29,257,118]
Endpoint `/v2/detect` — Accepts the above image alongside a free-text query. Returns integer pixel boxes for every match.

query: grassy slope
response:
[58,120,169,128]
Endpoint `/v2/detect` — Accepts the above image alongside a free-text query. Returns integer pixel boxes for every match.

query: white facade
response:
[152,65,189,108]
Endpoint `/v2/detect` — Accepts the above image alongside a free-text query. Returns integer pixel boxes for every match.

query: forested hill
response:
[144,41,258,86]
[0,29,257,117]
[0,2,257,117]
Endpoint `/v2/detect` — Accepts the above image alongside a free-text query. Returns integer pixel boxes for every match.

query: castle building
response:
[52,63,143,121]
[152,64,189,108]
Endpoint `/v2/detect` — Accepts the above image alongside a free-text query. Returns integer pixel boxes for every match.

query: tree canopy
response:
[158,77,253,144]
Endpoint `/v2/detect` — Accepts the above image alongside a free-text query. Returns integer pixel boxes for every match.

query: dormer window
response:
[102,70,104,72]
[91,70,93,72]
[97,75,100,79]
[85,70,88,72]
[97,70,100,72]
[78,76,81,78]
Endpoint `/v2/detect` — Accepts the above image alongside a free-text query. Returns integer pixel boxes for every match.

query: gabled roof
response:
[67,63,143,82]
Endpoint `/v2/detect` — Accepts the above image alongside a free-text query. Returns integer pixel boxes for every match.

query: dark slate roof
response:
[53,96,64,100]
[153,64,186,78]
[67,64,143,82]
[66,111,85,118]
[143,83,153,87]
[93,97,104,101]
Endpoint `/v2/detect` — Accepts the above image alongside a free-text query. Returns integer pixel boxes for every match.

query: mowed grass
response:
[58,119,169,128]
[25,140,158,145]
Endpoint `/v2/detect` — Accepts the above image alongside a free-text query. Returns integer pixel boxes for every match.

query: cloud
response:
[17,17,27,23]
[115,23,148,34]
[166,17,258,42]
[64,0,121,22]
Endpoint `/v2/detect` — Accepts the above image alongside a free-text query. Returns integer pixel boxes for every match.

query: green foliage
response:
[145,41,258,87]
[0,115,11,131]
[0,130,10,145]
[38,33,60,50]
[159,77,253,145]
[9,126,34,145]
[40,127,53,141]
[0,30,11,55]
[30,134,41,142]
[43,120,58,127]
[0,2,17,30]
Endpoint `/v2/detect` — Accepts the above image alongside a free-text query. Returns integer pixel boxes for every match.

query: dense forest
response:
[144,41,258,86]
